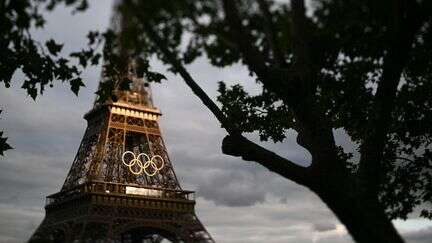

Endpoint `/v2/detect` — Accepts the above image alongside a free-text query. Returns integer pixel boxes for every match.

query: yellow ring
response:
[121,151,165,177]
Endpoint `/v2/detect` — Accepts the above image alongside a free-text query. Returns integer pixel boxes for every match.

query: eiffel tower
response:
[29,43,215,243]
[29,60,215,242]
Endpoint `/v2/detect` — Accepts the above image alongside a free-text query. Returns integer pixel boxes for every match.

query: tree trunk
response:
[313,179,405,243]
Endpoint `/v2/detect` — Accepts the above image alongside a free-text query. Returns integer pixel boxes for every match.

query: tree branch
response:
[290,0,311,73]
[221,0,298,110]
[221,0,308,102]
[144,24,234,134]
[222,135,311,185]
[222,0,270,77]
[256,0,286,67]
[359,0,427,193]
[221,0,341,171]
[143,22,311,186]
[285,0,342,168]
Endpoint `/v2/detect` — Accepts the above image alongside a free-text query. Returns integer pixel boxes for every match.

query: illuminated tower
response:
[29,27,215,243]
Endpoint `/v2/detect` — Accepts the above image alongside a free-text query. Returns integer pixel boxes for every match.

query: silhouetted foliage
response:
[1,0,432,242]
[100,1,432,242]
[0,0,98,155]
[0,109,12,155]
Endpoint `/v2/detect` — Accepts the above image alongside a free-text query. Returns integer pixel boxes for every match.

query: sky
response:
[1,1,432,243]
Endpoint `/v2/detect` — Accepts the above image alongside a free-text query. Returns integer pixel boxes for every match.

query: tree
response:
[102,1,432,242]
[2,0,432,242]
[0,0,97,155]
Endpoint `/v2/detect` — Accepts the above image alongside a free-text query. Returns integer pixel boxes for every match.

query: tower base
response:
[29,181,214,243]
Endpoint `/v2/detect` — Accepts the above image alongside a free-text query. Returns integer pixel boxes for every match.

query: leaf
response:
[74,0,89,12]
[119,77,132,90]
[34,15,46,28]
[95,79,115,103]
[45,39,63,56]
[146,71,166,83]
[28,87,37,100]
[70,77,85,95]
[70,51,88,67]
[90,53,101,65]
[0,131,13,156]
[87,31,100,45]
[135,58,150,78]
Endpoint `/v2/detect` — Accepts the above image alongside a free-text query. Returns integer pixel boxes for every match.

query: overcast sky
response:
[0,2,431,243]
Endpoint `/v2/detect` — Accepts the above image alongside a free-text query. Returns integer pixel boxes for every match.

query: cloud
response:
[196,170,267,206]
[313,222,337,232]
[1,2,430,243]
[404,227,432,243]
[0,204,43,243]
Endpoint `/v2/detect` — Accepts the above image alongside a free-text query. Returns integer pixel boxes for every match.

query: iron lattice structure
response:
[29,66,215,242]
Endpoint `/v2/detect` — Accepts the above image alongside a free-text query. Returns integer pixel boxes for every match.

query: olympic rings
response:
[122,151,164,176]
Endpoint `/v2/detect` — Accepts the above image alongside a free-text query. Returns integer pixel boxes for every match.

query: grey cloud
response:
[404,227,432,243]
[155,74,312,207]
[1,1,429,243]
[194,198,348,243]
[313,222,337,232]
[316,236,352,243]
[197,170,267,206]
[0,204,43,243]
